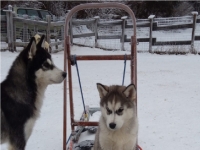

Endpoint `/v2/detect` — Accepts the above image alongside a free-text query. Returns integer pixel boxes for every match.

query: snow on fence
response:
[1,5,65,53]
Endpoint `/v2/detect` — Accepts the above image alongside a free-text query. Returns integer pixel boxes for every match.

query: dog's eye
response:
[106,107,112,115]
[42,61,53,70]
[118,108,124,113]
[116,108,124,115]
[43,62,50,68]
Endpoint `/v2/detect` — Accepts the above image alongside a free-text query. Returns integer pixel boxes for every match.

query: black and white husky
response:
[1,35,66,150]
[93,83,138,150]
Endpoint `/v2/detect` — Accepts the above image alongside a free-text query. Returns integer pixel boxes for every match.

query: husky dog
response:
[93,83,138,150]
[1,35,66,150]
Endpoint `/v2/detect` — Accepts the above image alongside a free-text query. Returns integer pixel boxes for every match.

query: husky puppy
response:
[93,83,138,150]
[1,35,66,150]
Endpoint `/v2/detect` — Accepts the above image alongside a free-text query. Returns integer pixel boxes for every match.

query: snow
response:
[1,45,200,150]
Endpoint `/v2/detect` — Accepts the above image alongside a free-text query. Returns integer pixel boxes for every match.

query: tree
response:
[127,1,178,18]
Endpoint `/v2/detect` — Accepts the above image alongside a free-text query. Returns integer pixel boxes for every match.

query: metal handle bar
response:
[64,2,137,37]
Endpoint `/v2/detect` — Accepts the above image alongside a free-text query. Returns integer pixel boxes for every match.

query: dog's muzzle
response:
[62,72,67,78]
[109,123,116,129]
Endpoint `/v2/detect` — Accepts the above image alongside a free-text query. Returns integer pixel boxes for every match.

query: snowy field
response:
[1,45,200,150]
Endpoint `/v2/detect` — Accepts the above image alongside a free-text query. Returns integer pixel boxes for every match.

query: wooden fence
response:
[1,5,65,52]
[70,12,200,53]
[1,6,199,54]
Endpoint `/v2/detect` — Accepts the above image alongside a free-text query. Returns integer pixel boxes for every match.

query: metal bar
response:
[70,55,132,61]
[65,3,136,38]
[132,35,137,111]
[72,121,99,126]
[66,38,75,132]
[63,37,69,150]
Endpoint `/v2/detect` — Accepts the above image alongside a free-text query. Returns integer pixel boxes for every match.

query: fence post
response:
[12,11,16,51]
[121,16,127,51]
[8,5,15,52]
[54,27,58,49]
[94,16,99,48]
[148,15,155,53]
[46,15,51,45]
[5,5,12,51]
[191,11,198,54]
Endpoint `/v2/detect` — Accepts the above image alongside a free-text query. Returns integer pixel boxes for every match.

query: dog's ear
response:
[28,37,37,59]
[97,83,109,99]
[34,34,41,44]
[37,35,46,49]
[123,84,136,101]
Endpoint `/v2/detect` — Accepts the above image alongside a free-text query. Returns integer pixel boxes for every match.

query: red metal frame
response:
[64,3,138,150]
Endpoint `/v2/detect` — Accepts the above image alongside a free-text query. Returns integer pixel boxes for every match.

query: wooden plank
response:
[195,36,200,40]
[13,17,47,26]
[126,21,153,28]
[125,37,156,43]
[137,22,149,27]
[73,33,95,38]
[126,22,193,30]
[154,41,191,46]
[97,35,121,39]
[50,21,65,26]
[72,19,95,26]
[98,20,122,26]
[154,23,193,30]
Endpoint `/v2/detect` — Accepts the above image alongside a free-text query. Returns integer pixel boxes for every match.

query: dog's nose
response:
[62,72,67,78]
[109,123,116,129]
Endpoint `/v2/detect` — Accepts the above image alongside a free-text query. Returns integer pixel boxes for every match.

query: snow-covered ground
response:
[1,45,200,150]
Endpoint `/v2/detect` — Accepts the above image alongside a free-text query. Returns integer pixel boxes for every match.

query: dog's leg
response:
[123,138,137,150]
[9,129,26,150]
[24,118,36,142]
[93,128,103,150]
